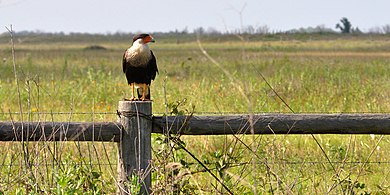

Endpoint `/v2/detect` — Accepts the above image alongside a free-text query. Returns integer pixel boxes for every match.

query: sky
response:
[1,0,390,34]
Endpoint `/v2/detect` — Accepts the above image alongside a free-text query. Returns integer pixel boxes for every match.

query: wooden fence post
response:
[117,101,152,194]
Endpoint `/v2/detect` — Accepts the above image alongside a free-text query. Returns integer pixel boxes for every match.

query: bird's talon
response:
[126,97,136,101]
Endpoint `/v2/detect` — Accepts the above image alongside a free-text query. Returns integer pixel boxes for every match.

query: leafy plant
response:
[53,156,103,194]
[152,99,198,194]
[336,17,352,34]
[124,174,141,195]
[338,177,372,195]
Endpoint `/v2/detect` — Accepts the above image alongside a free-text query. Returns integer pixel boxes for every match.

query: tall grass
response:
[2,38,389,115]
[0,33,389,194]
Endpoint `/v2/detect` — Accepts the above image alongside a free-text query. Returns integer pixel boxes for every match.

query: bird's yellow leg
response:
[130,83,136,101]
[140,83,147,101]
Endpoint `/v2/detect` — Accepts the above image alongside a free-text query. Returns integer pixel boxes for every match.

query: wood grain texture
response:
[0,121,120,141]
[117,101,152,195]
[1,114,389,142]
[152,114,390,135]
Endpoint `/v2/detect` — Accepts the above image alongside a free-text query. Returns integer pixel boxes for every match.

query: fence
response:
[1,101,390,194]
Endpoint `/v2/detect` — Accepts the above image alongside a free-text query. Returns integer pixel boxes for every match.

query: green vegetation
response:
[336,17,353,34]
[0,33,389,194]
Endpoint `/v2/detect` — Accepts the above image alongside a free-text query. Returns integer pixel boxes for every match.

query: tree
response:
[256,25,270,34]
[336,17,352,33]
[383,25,390,34]
[193,27,205,35]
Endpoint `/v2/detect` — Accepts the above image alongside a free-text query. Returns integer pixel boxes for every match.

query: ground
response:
[0,33,389,194]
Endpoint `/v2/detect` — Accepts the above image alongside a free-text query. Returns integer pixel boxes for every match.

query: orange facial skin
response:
[143,35,155,43]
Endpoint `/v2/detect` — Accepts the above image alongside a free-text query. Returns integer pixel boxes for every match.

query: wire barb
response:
[116,110,153,121]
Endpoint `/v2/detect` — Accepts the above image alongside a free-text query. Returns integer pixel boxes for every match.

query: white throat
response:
[125,39,151,66]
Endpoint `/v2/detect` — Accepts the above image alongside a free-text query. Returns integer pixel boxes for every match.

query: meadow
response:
[0,33,389,194]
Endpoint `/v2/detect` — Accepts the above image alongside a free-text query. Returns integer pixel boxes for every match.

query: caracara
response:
[123,34,158,101]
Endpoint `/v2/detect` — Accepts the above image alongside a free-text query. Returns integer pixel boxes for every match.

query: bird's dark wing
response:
[148,50,158,80]
[122,51,127,73]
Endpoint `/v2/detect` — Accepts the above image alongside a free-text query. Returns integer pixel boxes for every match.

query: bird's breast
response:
[125,45,151,67]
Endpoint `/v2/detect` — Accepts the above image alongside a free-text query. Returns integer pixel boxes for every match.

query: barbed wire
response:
[1,111,389,116]
[0,112,118,115]
[1,161,389,168]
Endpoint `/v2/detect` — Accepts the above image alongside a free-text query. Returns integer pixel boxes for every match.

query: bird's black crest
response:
[132,34,150,43]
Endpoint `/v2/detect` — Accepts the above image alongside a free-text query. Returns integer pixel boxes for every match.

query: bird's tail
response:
[137,87,151,100]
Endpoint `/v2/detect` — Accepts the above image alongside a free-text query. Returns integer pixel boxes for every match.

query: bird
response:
[122,34,158,101]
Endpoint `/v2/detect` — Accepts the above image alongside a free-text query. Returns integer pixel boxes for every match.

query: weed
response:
[0,33,389,194]
[53,156,103,194]
[124,174,142,195]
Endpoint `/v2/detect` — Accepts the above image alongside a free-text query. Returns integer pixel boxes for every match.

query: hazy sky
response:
[1,0,390,34]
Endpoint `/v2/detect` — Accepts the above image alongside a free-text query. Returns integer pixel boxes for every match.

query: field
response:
[0,33,390,194]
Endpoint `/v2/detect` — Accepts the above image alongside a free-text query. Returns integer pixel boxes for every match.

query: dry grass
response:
[0,33,389,194]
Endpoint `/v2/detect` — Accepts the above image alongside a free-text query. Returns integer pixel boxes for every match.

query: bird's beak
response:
[149,36,155,43]
[146,35,155,43]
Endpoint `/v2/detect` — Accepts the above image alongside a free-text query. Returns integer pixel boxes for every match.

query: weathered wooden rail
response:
[0,101,389,194]
[1,114,389,141]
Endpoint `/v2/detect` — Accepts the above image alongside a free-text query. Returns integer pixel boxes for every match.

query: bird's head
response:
[132,34,155,44]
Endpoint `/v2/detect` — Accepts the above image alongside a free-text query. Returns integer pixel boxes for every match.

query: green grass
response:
[0,34,389,194]
[1,38,389,115]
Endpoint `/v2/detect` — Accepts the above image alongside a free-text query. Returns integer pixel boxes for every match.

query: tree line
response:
[2,18,390,40]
